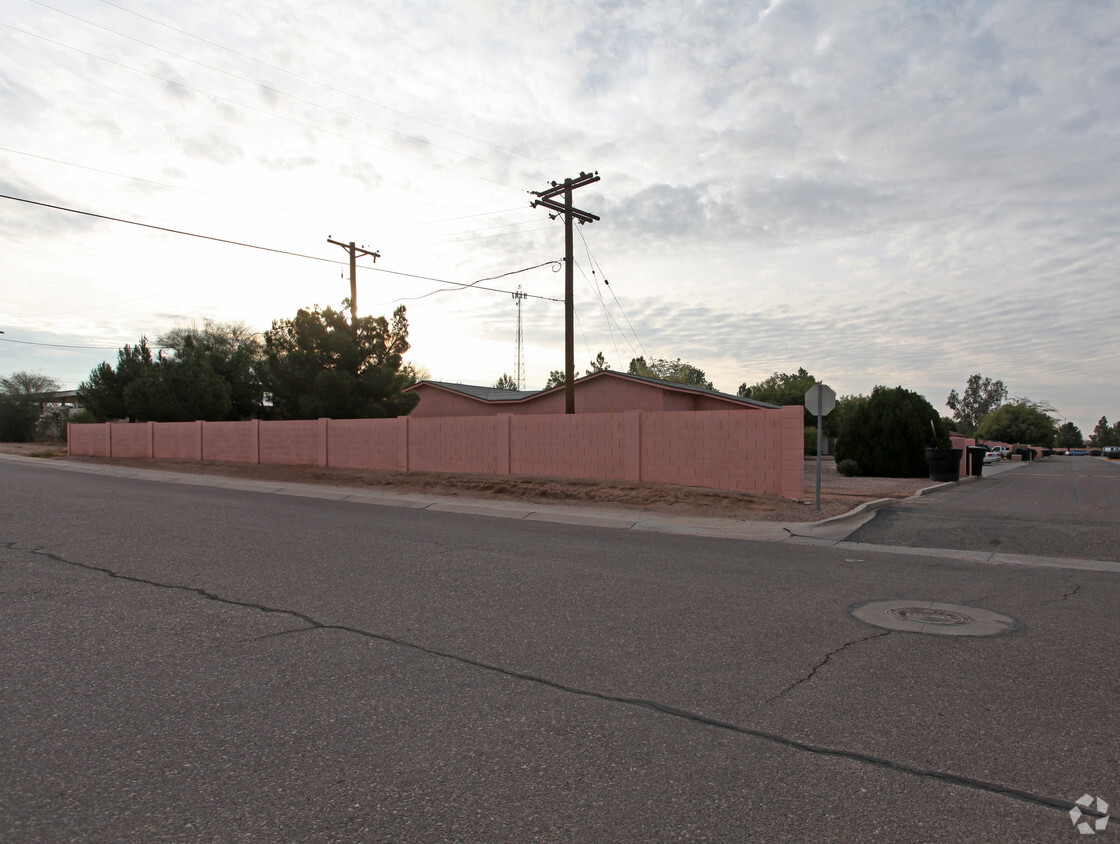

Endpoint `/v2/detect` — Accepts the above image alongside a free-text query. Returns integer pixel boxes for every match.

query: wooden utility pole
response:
[530,172,600,413]
[327,237,380,325]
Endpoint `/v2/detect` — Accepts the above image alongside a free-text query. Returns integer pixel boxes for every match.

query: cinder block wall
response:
[68,407,806,500]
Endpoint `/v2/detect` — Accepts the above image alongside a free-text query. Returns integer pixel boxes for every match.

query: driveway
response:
[845,456,1120,562]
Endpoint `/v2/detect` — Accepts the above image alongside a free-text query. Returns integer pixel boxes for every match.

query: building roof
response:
[408,371,780,409]
[418,381,540,402]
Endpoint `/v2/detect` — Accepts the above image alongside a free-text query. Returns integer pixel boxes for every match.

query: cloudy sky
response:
[2,0,1118,433]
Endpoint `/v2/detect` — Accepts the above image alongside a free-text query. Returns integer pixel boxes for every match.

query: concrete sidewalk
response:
[6,452,1113,574]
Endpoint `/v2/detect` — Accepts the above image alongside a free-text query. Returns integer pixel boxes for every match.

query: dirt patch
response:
[4,442,939,522]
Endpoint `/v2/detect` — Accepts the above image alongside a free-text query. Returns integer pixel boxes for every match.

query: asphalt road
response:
[2,456,1117,842]
[847,455,1120,561]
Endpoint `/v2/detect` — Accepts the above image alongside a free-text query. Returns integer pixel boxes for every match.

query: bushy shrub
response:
[834,385,949,478]
[804,426,818,456]
[837,459,861,477]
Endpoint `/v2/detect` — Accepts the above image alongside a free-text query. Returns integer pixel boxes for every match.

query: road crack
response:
[767,630,891,702]
[10,540,1100,823]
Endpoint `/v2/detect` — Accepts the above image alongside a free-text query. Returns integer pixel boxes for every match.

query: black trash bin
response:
[966,446,986,477]
[925,448,963,482]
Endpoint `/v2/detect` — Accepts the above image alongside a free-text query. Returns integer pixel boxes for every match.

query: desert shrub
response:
[834,385,949,478]
[837,459,861,477]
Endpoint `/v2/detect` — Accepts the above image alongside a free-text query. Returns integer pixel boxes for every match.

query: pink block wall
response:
[153,422,203,460]
[510,413,630,479]
[950,435,974,475]
[109,422,153,458]
[327,417,402,470]
[407,416,507,474]
[259,420,320,465]
[66,406,806,499]
[68,422,111,457]
[202,421,259,463]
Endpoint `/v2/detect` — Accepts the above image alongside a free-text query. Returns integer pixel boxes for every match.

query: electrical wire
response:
[0,144,546,247]
[576,226,649,360]
[0,337,120,350]
[373,261,562,304]
[0,193,564,303]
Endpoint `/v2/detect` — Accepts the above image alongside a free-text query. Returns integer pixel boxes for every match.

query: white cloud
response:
[2,0,1119,435]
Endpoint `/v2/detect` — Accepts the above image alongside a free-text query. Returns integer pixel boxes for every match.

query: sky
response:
[2,0,1118,435]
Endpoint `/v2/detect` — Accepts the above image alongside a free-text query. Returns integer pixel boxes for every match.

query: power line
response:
[0,337,119,350]
[576,225,649,361]
[0,144,543,245]
[0,192,563,303]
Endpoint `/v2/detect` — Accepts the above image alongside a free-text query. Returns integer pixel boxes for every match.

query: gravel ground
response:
[3,442,937,522]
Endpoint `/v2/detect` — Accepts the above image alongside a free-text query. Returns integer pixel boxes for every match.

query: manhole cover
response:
[848,600,1024,637]
[887,607,973,625]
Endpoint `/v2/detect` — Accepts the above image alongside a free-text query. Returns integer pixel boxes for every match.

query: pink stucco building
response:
[405,370,779,417]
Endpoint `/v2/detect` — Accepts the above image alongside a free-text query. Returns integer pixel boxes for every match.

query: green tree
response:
[974,402,1057,446]
[834,386,949,478]
[946,374,1008,436]
[77,339,156,421]
[493,373,518,390]
[158,319,263,419]
[628,356,714,390]
[0,371,60,442]
[1089,416,1120,447]
[544,370,566,389]
[586,352,610,374]
[739,367,849,438]
[123,341,234,422]
[263,304,418,419]
[1055,421,1085,449]
[740,368,816,407]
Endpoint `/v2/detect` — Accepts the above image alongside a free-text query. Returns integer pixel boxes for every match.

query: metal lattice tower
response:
[512,285,528,390]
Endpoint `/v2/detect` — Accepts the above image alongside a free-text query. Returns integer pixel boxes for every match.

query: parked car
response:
[990,446,1011,458]
[1103,446,1120,459]
[1069,449,1088,456]
[983,451,1003,464]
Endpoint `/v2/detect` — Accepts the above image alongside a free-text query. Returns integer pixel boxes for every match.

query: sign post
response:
[804,383,836,510]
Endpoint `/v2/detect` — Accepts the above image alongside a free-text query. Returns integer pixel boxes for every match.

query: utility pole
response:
[530,171,600,413]
[327,237,380,326]
[512,285,527,390]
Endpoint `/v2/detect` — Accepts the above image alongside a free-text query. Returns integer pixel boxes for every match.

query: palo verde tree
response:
[262,304,419,419]
[834,385,950,478]
[946,374,1008,436]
